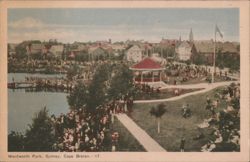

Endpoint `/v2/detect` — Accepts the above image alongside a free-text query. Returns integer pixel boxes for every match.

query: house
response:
[110,44,125,56]
[175,41,196,61]
[160,38,180,47]
[26,43,44,55]
[88,46,108,60]
[101,45,113,54]
[194,40,214,64]
[125,45,143,62]
[95,40,110,46]
[49,45,64,58]
[217,41,239,55]
[71,42,87,51]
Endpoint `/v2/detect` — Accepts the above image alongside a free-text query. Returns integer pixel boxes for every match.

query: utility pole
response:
[212,26,216,83]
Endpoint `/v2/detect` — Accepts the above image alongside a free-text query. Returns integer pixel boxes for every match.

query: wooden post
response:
[152,71,154,82]
[140,71,143,83]
[160,70,162,81]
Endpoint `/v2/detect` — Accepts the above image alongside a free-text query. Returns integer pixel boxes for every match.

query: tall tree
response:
[108,64,134,99]
[15,44,27,60]
[86,63,111,113]
[150,103,166,134]
[67,81,88,109]
[24,107,55,151]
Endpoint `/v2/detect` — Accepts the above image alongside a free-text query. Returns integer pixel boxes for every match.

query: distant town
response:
[8,29,240,75]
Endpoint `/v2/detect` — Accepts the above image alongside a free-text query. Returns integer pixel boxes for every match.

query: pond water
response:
[8,73,69,133]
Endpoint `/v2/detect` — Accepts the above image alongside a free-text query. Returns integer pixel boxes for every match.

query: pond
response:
[8,73,69,133]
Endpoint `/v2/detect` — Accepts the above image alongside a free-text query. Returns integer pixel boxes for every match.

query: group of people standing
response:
[164,63,230,85]
[50,95,134,152]
[201,83,240,152]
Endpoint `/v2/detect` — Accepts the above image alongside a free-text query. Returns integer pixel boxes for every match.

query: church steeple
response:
[189,28,194,42]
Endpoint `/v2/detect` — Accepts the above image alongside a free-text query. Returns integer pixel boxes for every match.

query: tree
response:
[75,50,89,62]
[66,64,80,81]
[8,131,25,151]
[154,46,175,59]
[150,103,166,134]
[86,63,111,113]
[108,64,134,99]
[216,51,240,72]
[193,53,206,65]
[15,44,27,60]
[24,107,55,151]
[163,47,175,58]
[67,81,88,109]
[30,52,43,60]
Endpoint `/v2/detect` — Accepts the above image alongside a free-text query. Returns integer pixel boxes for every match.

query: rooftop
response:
[130,57,165,70]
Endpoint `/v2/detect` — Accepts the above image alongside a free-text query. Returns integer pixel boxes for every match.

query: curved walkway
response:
[116,113,166,152]
[115,81,239,152]
[134,81,239,104]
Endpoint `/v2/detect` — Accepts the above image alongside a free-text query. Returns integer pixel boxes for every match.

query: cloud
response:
[8,17,238,43]
[8,17,45,29]
[8,27,186,43]
[7,18,179,43]
[8,28,76,42]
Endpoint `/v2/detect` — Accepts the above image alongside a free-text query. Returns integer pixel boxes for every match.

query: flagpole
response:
[212,25,216,83]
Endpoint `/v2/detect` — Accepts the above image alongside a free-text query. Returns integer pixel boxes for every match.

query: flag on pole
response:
[215,25,223,38]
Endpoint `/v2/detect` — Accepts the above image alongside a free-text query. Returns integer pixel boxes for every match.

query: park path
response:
[116,113,166,152]
[115,81,238,151]
[134,81,239,104]
[160,81,237,90]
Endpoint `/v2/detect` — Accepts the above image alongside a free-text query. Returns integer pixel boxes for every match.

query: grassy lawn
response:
[134,88,203,100]
[130,87,228,152]
[111,117,145,152]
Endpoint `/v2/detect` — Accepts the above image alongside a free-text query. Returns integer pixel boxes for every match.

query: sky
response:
[8,8,239,43]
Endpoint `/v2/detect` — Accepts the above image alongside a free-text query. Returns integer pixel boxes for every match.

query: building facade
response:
[175,41,196,61]
[49,45,64,58]
[125,45,143,62]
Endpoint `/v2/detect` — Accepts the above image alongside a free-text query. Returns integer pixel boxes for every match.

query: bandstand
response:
[130,57,166,83]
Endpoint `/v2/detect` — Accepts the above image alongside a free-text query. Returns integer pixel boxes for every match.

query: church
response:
[175,28,197,61]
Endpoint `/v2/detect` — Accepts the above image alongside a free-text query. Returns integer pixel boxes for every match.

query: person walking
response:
[180,137,185,152]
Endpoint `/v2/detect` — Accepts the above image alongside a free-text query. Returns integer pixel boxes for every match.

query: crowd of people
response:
[133,83,161,95]
[199,83,240,152]
[178,83,240,152]
[50,95,134,152]
[164,63,230,85]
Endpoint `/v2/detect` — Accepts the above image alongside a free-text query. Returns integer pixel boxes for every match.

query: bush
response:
[24,107,55,151]
[8,131,25,151]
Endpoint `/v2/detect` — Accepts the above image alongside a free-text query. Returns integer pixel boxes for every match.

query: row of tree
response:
[192,51,240,71]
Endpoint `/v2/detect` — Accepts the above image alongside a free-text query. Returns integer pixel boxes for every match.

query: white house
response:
[49,45,64,58]
[111,44,125,56]
[26,43,44,55]
[125,45,143,62]
[175,41,195,61]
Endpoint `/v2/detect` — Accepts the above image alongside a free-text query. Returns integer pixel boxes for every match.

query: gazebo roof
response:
[130,57,165,71]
